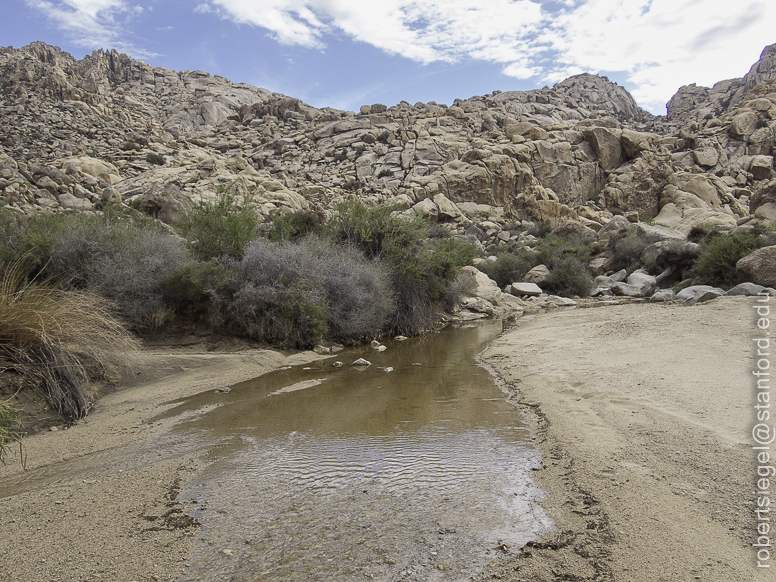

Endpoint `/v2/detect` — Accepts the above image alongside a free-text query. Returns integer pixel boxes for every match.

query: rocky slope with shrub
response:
[1,40,776,323]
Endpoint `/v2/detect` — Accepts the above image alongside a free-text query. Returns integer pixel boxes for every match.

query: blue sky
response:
[1,0,774,115]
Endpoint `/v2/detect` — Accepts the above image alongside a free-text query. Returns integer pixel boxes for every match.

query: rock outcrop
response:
[1,41,776,260]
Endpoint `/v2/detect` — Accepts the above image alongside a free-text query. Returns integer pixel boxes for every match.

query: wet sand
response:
[479,296,766,582]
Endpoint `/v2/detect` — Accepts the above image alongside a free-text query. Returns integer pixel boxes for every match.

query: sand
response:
[0,344,325,582]
[0,297,771,581]
[479,296,769,582]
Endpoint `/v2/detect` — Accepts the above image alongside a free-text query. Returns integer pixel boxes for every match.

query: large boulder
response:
[523,264,551,285]
[626,270,657,297]
[582,127,623,171]
[737,246,776,287]
[458,266,501,301]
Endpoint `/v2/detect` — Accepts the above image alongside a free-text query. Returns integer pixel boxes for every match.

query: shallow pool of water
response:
[169,320,552,581]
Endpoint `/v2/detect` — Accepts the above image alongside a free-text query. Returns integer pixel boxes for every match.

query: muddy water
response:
[0,319,553,581]
[166,320,552,582]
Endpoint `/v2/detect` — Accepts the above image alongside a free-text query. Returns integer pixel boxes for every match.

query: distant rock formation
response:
[1,41,775,246]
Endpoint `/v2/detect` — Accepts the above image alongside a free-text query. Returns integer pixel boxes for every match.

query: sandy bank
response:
[479,297,767,582]
[0,345,324,582]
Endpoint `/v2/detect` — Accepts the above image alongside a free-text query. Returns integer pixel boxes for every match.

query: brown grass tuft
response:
[0,261,139,420]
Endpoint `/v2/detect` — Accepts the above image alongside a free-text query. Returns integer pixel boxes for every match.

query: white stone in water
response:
[332,361,344,367]
[376,345,387,352]
[352,358,371,367]
[384,367,394,373]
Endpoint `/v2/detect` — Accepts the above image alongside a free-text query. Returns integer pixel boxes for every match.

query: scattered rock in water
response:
[394,336,408,341]
[384,367,394,373]
[214,386,231,393]
[352,358,371,367]
[332,361,344,368]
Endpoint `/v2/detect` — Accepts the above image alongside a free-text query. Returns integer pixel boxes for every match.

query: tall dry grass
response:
[0,261,138,420]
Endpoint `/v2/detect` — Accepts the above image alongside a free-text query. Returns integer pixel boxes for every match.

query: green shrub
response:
[481,234,594,296]
[175,187,261,260]
[326,200,476,335]
[333,150,347,163]
[269,210,323,242]
[480,252,538,288]
[543,256,593,297]
[691,230,764,287]
[146,152,165,166]
[121,141,142,152]
[607,230,648,273]
[161,259,232,318]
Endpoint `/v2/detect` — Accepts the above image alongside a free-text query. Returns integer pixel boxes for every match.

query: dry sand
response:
[479,296,769,582]
[0,297,771,582]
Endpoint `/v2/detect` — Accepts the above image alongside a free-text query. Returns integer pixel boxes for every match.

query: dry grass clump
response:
[0,262,138,420]
[0,395,23,464]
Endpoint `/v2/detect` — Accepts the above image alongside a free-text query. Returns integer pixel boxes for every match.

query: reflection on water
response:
[173,320,552,582]
[0,320,553,581]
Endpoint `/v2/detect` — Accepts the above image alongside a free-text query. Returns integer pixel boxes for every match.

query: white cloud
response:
[207,0,776,113]
[25,0,156,58]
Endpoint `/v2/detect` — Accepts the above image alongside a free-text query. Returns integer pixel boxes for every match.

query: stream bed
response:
[166,319,553,581]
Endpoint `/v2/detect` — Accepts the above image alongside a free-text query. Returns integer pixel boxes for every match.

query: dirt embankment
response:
[479,297,767,582]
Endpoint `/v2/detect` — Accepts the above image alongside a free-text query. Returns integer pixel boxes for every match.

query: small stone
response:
[332,361,344,367]
[352,358,371,367]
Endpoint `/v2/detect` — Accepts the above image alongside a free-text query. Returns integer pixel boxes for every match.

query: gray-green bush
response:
[218,237,395,346]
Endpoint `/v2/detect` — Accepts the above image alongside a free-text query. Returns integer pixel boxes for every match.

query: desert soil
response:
[479,296,767,582]
[0,297,769,582]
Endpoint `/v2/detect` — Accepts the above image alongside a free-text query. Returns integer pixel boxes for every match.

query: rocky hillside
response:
[1,41,776,252]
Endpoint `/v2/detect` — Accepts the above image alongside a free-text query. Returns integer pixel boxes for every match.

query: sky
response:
[1,1,774,115]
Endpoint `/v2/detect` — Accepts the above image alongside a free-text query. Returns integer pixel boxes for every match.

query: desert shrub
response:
[607,230,649,273]
[480,234,594,296]
[427,223,451,239]
[687,223,719,246]
[269,210,323,242]
[525,221,551,238]
[690,230,764,287]
[441,271,478,312]
[326,199,426,261]
[0,208,29,267]
[146,152,165,165]
[44,213,190,328]
[480,252,538,288]
[0,261,137,420]
[377,169,393,179]
[543,256,593,297]
[175,187,260,260]
[161,259,232,318]
[121,141,141,152]
[333,150,347,163]
[326,201,476,335]
[219,237,395,346]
